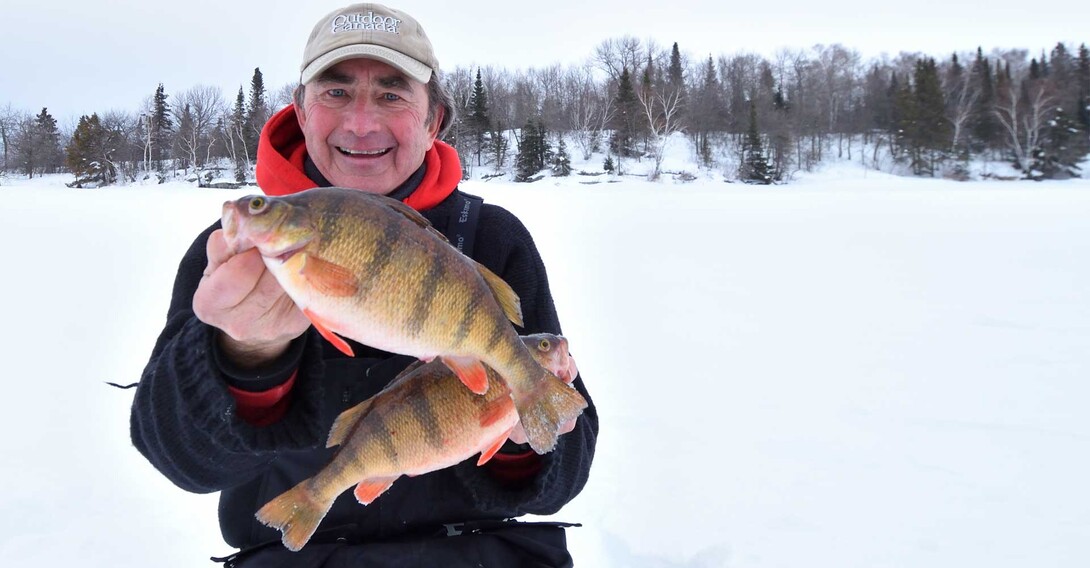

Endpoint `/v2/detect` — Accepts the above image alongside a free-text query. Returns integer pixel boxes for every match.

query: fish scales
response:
[221,188,587,454]
[254,334,574,552]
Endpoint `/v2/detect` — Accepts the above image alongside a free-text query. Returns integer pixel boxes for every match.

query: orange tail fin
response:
[515,372,588,454]
[255,481,332,552]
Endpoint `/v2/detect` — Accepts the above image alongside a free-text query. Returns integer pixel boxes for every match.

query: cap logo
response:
[331,11,401,34]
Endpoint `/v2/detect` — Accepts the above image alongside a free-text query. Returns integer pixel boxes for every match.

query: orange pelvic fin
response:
[303,308,354,357]
[327,398,374,448]
[477,430,514,466]
[440,356,489,394]
[300,253,360,297]
[354,477,397,505]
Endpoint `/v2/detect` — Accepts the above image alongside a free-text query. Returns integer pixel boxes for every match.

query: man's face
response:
[297,58,442,194]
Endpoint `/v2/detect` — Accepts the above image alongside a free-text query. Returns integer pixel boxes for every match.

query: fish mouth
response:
[337,146,392,158]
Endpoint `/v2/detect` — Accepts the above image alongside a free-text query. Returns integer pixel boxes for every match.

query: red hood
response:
[255,105,462,211]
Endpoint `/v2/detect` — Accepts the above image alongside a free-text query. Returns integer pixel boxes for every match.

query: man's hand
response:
[193,229,311,368]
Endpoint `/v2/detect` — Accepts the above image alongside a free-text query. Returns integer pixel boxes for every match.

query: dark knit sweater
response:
[130,187,597,563]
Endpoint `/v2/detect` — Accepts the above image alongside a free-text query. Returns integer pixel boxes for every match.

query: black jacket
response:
[130,188,597,566]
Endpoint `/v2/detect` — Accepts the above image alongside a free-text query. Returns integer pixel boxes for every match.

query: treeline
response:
[0,68,291,187]
[2,39,1088,186]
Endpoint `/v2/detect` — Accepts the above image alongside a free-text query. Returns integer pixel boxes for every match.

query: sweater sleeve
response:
[129,223,328,493]
[449,205,599,516]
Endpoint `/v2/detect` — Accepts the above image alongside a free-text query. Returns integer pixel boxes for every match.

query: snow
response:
[2,156,1089,566]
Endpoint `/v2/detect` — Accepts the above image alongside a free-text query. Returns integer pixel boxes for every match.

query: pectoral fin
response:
[303,308,354,357]
[300,253,359,297]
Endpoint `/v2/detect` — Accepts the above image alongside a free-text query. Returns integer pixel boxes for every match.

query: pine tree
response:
[552,136,572,176]
[66,113,117,187]
[1035,104,1085,179]
[609,67,639,159]
[667,42,686,122]
[692,55,723,168]
[232,87,248,182]
[151,84,173,173]
[740,100,773,184]
[245,68,268,161]
[911,58,950,176]
[467,68,491,167]
[515,119,547,182]
[17,107,62,178]
[603,154,615,173]
[970,48,1000,152]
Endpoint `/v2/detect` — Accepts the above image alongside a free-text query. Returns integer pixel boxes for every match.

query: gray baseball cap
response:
[300,3,439,85]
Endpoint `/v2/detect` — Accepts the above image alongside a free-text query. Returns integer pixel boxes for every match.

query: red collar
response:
[255,105,461,211]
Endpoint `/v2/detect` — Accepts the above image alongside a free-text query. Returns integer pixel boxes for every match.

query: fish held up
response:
[220,188,587,454]
[255,333,578,552]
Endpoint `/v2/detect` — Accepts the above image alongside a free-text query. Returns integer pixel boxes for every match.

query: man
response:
[130,3,597,566]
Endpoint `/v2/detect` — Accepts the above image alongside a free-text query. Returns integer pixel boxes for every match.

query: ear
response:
[295,103,308,129]
[425,106,444,149]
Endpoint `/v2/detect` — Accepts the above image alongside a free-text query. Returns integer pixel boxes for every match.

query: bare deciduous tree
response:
[638,83,685,180]
[994,78,1054,174]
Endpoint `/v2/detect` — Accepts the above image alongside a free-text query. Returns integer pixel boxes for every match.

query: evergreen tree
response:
[609,67,639,158]
[740,100,774,184]
[691,55,724,167]
[232,86,248,182]
[515,119,550,181]
[970,48,1000,151]
[245,68,269,161]
[603,154,615,173]
[1077,44,1090,99]
[911,58,950,176]
[551,136,572,176]
[66,113,117,187]
[667,42,686,122]
[1035,104,1085,179]
[467,68,491,167]
[151,84,173,173]
[16,107,62,177]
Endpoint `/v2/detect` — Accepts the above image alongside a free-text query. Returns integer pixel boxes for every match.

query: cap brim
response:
[301,44,432,85]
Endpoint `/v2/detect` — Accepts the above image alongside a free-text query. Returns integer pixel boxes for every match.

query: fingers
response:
[204,229,232,276]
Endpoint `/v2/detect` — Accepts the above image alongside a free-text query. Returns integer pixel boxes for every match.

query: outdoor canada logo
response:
[331,11,401,34]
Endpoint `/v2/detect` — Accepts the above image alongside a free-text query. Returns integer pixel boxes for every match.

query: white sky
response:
[4,0,1084,122]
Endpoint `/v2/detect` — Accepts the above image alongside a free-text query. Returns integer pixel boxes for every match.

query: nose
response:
[341,97,382,137]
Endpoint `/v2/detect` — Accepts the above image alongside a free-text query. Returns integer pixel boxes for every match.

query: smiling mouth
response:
[337,146,391,157]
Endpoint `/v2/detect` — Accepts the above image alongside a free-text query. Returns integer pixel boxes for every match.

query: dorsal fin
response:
[475,261,524,327]
[377,195,452,245]
[327,398,374,448]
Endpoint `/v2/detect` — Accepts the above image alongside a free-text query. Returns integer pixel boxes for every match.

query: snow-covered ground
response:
[2,151,1089,566]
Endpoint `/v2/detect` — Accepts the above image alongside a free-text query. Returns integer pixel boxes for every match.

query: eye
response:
[538,339,551,351]
[248,196,268,214]
[328,88,347,97]
[383,92,402,101]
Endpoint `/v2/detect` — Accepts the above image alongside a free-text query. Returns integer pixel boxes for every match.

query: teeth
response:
[338,147,389,156]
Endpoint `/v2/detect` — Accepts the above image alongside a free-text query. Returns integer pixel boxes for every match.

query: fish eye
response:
[248,196,267,214]
[538,339,551,351]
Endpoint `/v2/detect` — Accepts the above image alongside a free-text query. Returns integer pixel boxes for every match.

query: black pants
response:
[215,520,577,568]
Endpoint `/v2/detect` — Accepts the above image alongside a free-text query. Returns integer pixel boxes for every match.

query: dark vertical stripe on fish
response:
[406,253,445,338]
[378,414,401,468]
[406,378,446,452]
[450,292,480,348]
[359,214,402,297]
